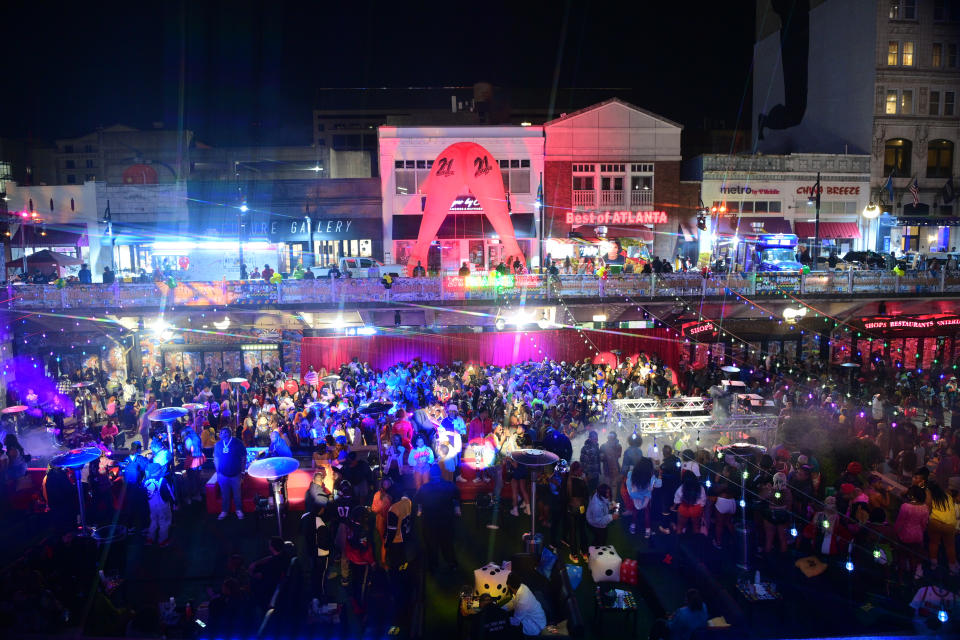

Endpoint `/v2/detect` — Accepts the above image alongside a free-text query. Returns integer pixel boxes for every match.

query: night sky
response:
[5,1,754,145]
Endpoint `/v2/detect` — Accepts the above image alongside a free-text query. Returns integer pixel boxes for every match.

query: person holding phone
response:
[586,483,619,545]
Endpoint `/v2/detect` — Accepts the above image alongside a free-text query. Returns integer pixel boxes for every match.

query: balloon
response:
[284,379,299,394]
[270,272,283,284]
[801,265,810,274]
[54,278,66,289]
[166,277,177,288]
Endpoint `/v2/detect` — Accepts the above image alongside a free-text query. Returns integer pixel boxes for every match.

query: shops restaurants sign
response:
[565,211,668,225]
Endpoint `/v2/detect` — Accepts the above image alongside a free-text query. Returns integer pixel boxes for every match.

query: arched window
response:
[884,138,912,176]
[927,139,954,179]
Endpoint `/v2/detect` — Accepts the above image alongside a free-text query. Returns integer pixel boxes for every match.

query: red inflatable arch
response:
[407,142,524,275]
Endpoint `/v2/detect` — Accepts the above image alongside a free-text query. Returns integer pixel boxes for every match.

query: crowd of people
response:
[0,343,959,637]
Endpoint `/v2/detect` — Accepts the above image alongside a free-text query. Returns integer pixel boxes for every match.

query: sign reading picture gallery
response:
[185,178,383,279]
[378,125,545,273]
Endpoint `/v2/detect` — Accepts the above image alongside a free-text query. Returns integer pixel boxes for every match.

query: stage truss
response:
[611,398,778,435]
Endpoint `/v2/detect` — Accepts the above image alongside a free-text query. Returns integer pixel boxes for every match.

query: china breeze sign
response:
[565,211,668,225]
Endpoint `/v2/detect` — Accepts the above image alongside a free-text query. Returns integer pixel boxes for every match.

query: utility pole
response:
[812,171,822,267]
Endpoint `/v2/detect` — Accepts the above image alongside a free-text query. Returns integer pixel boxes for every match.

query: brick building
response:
[542,99,700,266]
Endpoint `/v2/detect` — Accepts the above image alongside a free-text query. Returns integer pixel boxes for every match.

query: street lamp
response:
[862,203,880,219]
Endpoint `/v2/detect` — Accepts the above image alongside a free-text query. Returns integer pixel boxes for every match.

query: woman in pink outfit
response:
[895,485,930,581]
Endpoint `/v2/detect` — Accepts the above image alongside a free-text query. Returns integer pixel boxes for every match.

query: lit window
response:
[928,140,954,178]
[902,41,914,66]
[886,90,899,114]
[884,138,913,175]
[900,89,913,114]
[888,41,899,65]
[933,43,943,67]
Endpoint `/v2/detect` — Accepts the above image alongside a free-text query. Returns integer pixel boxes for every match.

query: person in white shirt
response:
[871,393,884,423]
[502,573,547,637]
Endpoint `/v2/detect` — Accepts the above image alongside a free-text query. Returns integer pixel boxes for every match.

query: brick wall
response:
[544,160,572,238]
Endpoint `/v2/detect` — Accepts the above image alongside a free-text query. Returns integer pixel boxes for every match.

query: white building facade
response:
[697,153,873,255]
[378,126,545,272]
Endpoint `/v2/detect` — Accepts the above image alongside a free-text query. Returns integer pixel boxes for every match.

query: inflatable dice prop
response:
[619,558,638,585]
[588,545,622,583]
[474,562,509,598]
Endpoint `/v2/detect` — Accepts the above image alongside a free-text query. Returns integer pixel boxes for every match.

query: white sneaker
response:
[218,512,227,521]
[472,477,483,484]
[456,476,468,483]
[629,523,637,534]
[235,510,244,520]
[523,504,531,516]
[645,528,652,538]
[510,506,519,517]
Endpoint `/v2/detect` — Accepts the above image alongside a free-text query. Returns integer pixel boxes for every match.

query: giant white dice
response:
[588,545,622,583]
[474,562,509,598]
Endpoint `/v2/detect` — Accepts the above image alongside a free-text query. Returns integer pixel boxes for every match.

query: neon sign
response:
[450,195,483,211]
[565,211,668,225]
[682,321,718,337]
[861,315,960,330]
[444,273,541,291]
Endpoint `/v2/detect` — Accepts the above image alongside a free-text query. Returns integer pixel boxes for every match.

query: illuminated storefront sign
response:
[444,273,541,290]
[796,185,861,196]
[860,315,960,331]
[681,321,718,338]
[719,185,780,195]
[450,195,483,211]
[565,210,668,225]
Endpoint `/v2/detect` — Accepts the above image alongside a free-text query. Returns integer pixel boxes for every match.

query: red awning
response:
[794,222,861,239]
[715,217,792,236]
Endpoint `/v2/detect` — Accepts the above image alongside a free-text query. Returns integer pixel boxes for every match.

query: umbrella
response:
[359,402,393,415]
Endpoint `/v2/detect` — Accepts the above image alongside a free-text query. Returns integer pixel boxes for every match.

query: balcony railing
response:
[599,190,624,207]
[630,189,653,206]
[7,269,959,310]
[572,190,595,207]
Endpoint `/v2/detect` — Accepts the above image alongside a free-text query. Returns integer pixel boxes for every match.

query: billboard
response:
[753,0,876,155]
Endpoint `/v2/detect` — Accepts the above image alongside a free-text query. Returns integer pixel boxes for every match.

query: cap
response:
[840,483,856,494]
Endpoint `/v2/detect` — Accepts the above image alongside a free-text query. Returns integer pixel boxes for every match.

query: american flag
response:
[909,177,920,206]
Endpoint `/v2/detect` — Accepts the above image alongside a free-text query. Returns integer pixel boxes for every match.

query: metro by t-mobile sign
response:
[565,210,668,225]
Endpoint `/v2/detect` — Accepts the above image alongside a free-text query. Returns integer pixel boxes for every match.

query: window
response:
[63,145,73,153]
[769,201,782,213]
[498,159,531,193]
[0,161,10,180]
[630,175,652,191]
[573,176,594,191]
[884,138,913,175]
[600,176,623,191]
[888,41,900,65]
[901,89,914,114]
[902,41,914,66]
[65,160,75,169]
[935,0,945,20]
[946,91,956,115]
[886,90,899,114]
[85,159,94,169]
[631,163,653,173]
[934,43,943,67]
[394,160,415,195]
[84,144,93,153]
[85,174,95,181]
[754,201,769,213]
[928,140,954,178]
[66,175,76,184]
[890,0,916,19]
[572,164,595,173]
[949,44,958,67]
[931,91,941,115]
[599,164,625,173]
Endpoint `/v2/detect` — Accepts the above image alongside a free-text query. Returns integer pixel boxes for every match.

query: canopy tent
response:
[6,249,82,277]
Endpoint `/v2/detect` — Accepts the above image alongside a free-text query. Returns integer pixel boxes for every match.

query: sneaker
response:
[486,523,500,530]
[522,504,531,516]
[456,476,468,483]
[510,506,519,517]
[235,510,244,520]
[217,512,227,521]
[646,528,654,538]
[472,477,483,483]
[629,523,637,535]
